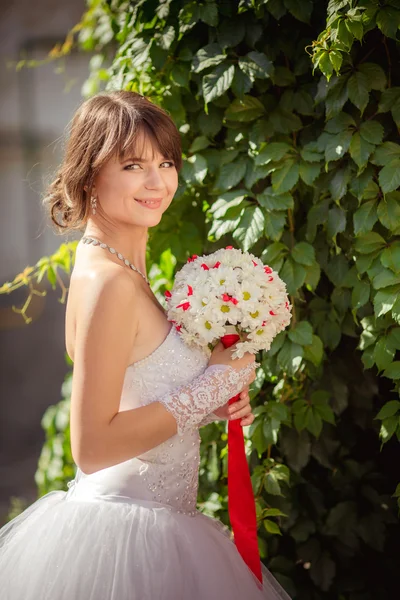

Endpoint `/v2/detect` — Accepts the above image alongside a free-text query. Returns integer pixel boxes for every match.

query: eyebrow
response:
[121,156,172,163]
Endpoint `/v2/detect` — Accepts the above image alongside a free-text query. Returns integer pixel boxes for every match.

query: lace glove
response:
[198,412,225,427]
[156,362,260,436]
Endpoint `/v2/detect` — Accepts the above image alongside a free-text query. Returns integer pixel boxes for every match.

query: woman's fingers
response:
[240,413,255,426]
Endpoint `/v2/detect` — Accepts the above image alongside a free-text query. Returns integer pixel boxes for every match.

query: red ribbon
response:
[220,332,262,585]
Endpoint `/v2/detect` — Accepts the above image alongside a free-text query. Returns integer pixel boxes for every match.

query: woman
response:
[0,91,291,599]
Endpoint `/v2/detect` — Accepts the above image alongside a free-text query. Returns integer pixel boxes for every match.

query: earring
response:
[91,196,97,215]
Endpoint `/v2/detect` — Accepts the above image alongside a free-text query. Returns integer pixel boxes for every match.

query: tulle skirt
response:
[0,489,291,599]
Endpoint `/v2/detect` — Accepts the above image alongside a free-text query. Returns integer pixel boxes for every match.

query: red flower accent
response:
[269,310,276,316]
[262,320,267,326]
[225,246,234,249]
[268,276,274,282]
[175,324,182,332]
[187,285,193,296]
[252,260,258,267]
[285,301,289,310]
[213,261,221,269]
[222,293,239,305]
[187,255,198,263]
[201,263,210,271]
[264,266,273,274]
[164,290,172,299]
[176,302,191,311]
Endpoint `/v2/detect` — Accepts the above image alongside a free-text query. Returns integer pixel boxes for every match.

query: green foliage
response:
[6,0,400,597]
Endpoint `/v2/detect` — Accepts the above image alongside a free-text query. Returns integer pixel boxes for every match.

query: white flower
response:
[166,248,292,356]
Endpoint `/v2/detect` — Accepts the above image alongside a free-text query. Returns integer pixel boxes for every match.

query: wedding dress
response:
[0,323,291,599]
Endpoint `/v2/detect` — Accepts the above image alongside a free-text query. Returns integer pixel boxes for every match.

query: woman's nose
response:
[145,167,165,189]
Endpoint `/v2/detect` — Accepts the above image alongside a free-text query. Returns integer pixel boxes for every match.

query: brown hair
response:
[42,90,182,235]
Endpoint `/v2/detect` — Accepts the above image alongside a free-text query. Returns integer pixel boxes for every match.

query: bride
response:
[0,90,291,599]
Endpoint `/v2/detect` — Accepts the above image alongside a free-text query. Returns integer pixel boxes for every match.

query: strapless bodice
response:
[66,324,210,516]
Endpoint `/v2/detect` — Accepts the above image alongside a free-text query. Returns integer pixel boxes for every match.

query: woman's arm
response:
[70,271,256,474]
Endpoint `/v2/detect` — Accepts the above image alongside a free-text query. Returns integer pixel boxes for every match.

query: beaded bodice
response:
[66,324,211,517]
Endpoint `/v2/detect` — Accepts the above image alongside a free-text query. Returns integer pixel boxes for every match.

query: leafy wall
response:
[2,1,400,598]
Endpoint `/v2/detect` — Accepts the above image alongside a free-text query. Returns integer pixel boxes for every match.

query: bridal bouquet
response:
[165,246,292,584]
[165,246,291,356]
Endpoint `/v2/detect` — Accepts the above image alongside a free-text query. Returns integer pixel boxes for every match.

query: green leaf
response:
[217,18,246,48]
[376,400,400,420]
[254,142,293,165]
[231,66,252,97]
[239,51,274,81]
[383,362,400,380]
[225,95,265,121]
[214,159,247,191]
[202,63,235,105]
[232,206,265,251]
[305,407,323,438]
[304,335,324,366]
[158,25,175,50]
[292,242,315,266]
[373,285,400,317]
[264,211,287,241]
[327,206,346,241]
[381,242,400,271]
[199,1,218,26]
[359,121,384,145]
[210,190,248,218]
[264,472,282,496]
[378,160,400,194]
[299,162,321,185]
[346,18,363,40]
[358,63,387,91]
[257,187,293,211]
[353,200,378,236]
[181,154,208,184]
[373,337,396,371]
[304,261,321,291]
[288,321,313,346]
[271,161,300,193]
[348,72,369,115]
[280,257,306,295]
[351,279,370,310]
[371,141,400,166]
[329,49,343,74]
[192,44,226,73]
[376,7,400,39]
[277,339,304,375]
[349,132,375,169]
[325,112,356,134]
[372,269,400,290]
[263,507,287,518]
[189,136,210,154]
[263,519,282,535]
[300,142,324,162]
[284,0,312,23]
[392,296,400,325]
[379,416,398,443]
[354,232,386,254]
[323,130,353,163]
[266,0,287,20]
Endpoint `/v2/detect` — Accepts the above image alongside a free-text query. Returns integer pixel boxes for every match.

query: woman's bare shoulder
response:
[66,262,138,362]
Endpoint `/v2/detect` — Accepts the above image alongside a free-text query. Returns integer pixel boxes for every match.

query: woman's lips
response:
[134,198,162,209]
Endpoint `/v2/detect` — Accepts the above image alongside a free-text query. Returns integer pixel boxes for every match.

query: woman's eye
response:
[124,164,141,170]
[160,161,175,168]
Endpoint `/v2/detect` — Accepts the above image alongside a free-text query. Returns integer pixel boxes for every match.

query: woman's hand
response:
[213,386,255,427]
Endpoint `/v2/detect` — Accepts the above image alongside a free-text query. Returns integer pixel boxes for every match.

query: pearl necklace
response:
[81,236,150,286]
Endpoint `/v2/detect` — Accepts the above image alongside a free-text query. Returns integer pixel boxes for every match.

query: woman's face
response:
[92,130,179,227]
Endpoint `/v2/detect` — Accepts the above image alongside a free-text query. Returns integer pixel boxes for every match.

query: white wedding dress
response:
[0,323,291,599]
